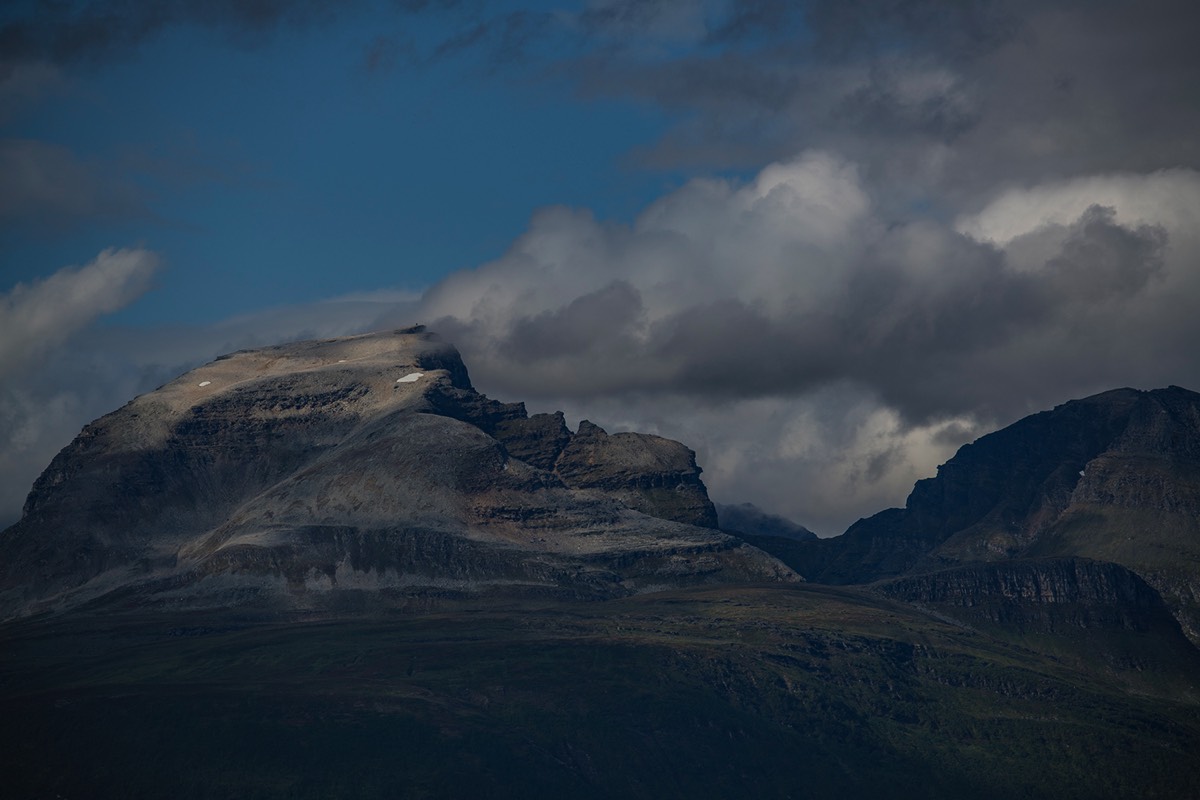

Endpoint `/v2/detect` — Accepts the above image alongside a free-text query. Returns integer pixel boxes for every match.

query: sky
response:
[3,0,1200,535]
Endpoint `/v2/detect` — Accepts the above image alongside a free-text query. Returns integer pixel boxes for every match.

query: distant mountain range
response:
[2,328,1198,799]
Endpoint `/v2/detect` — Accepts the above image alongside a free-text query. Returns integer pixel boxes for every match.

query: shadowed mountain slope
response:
[766,386,1200,641]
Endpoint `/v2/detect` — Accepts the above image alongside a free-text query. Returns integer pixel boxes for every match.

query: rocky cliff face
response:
[0,328,795,618]
[876,558,1200,693]
[776,386,1200,643]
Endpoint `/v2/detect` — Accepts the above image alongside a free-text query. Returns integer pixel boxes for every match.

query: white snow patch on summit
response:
[198,381,211,387]
[396,373,423,383]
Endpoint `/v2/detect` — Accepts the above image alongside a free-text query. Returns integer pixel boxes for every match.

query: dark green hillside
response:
[3,585,1198,800]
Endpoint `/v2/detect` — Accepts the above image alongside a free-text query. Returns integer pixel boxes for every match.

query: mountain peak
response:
[0,329,794,618]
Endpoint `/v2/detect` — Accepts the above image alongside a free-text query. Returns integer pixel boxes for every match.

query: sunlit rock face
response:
[0,327,796,618]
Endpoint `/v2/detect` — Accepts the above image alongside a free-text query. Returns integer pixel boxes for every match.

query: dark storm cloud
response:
[507,281,645,360]
[797,0,1021,61]
[9,0,1196,190]
[566,0,1200,203]
[0,0,551,85]
[0,0,363,68]
[1042,206,1167,303]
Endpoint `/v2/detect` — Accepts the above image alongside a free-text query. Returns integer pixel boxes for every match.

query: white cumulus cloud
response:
[0,247,160,378]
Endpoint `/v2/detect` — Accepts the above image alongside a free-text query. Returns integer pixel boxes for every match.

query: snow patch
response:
[198,381,211,387]
[396,373,423,383]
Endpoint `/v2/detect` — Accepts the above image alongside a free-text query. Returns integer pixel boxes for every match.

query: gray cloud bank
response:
[407,156,1200,532]
[569,0,1200,204]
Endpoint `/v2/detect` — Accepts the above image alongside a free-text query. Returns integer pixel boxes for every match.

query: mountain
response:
[2,334,1199,798]
[767,386,1200,642]
[0,327,793,618]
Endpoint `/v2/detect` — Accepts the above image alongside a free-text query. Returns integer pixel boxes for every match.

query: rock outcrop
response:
[554,420,718,529]
[0,328,796,618]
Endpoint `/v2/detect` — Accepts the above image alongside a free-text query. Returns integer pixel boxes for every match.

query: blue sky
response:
[4,0,1200,533]
[2,3,685,324]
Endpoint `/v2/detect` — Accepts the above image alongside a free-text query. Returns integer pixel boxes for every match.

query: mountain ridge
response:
[754,384,1200,643]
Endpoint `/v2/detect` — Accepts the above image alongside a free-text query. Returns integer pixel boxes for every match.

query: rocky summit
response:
[0,327,794,618]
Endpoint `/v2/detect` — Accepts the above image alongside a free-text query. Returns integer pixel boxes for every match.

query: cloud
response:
[566,0,1200,208]
[0,60,62,123]
[0,248,160,377]
[0,273,417,528]
[957,169,1200,245]
[421,153,1180,416]
[9,0,1193,204]
[4,0,1197,537]
[0,1,369,67]
[413,154,1198,533]
[532,388,981,536]
[1,0,555,81]
[0,247,158,525]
